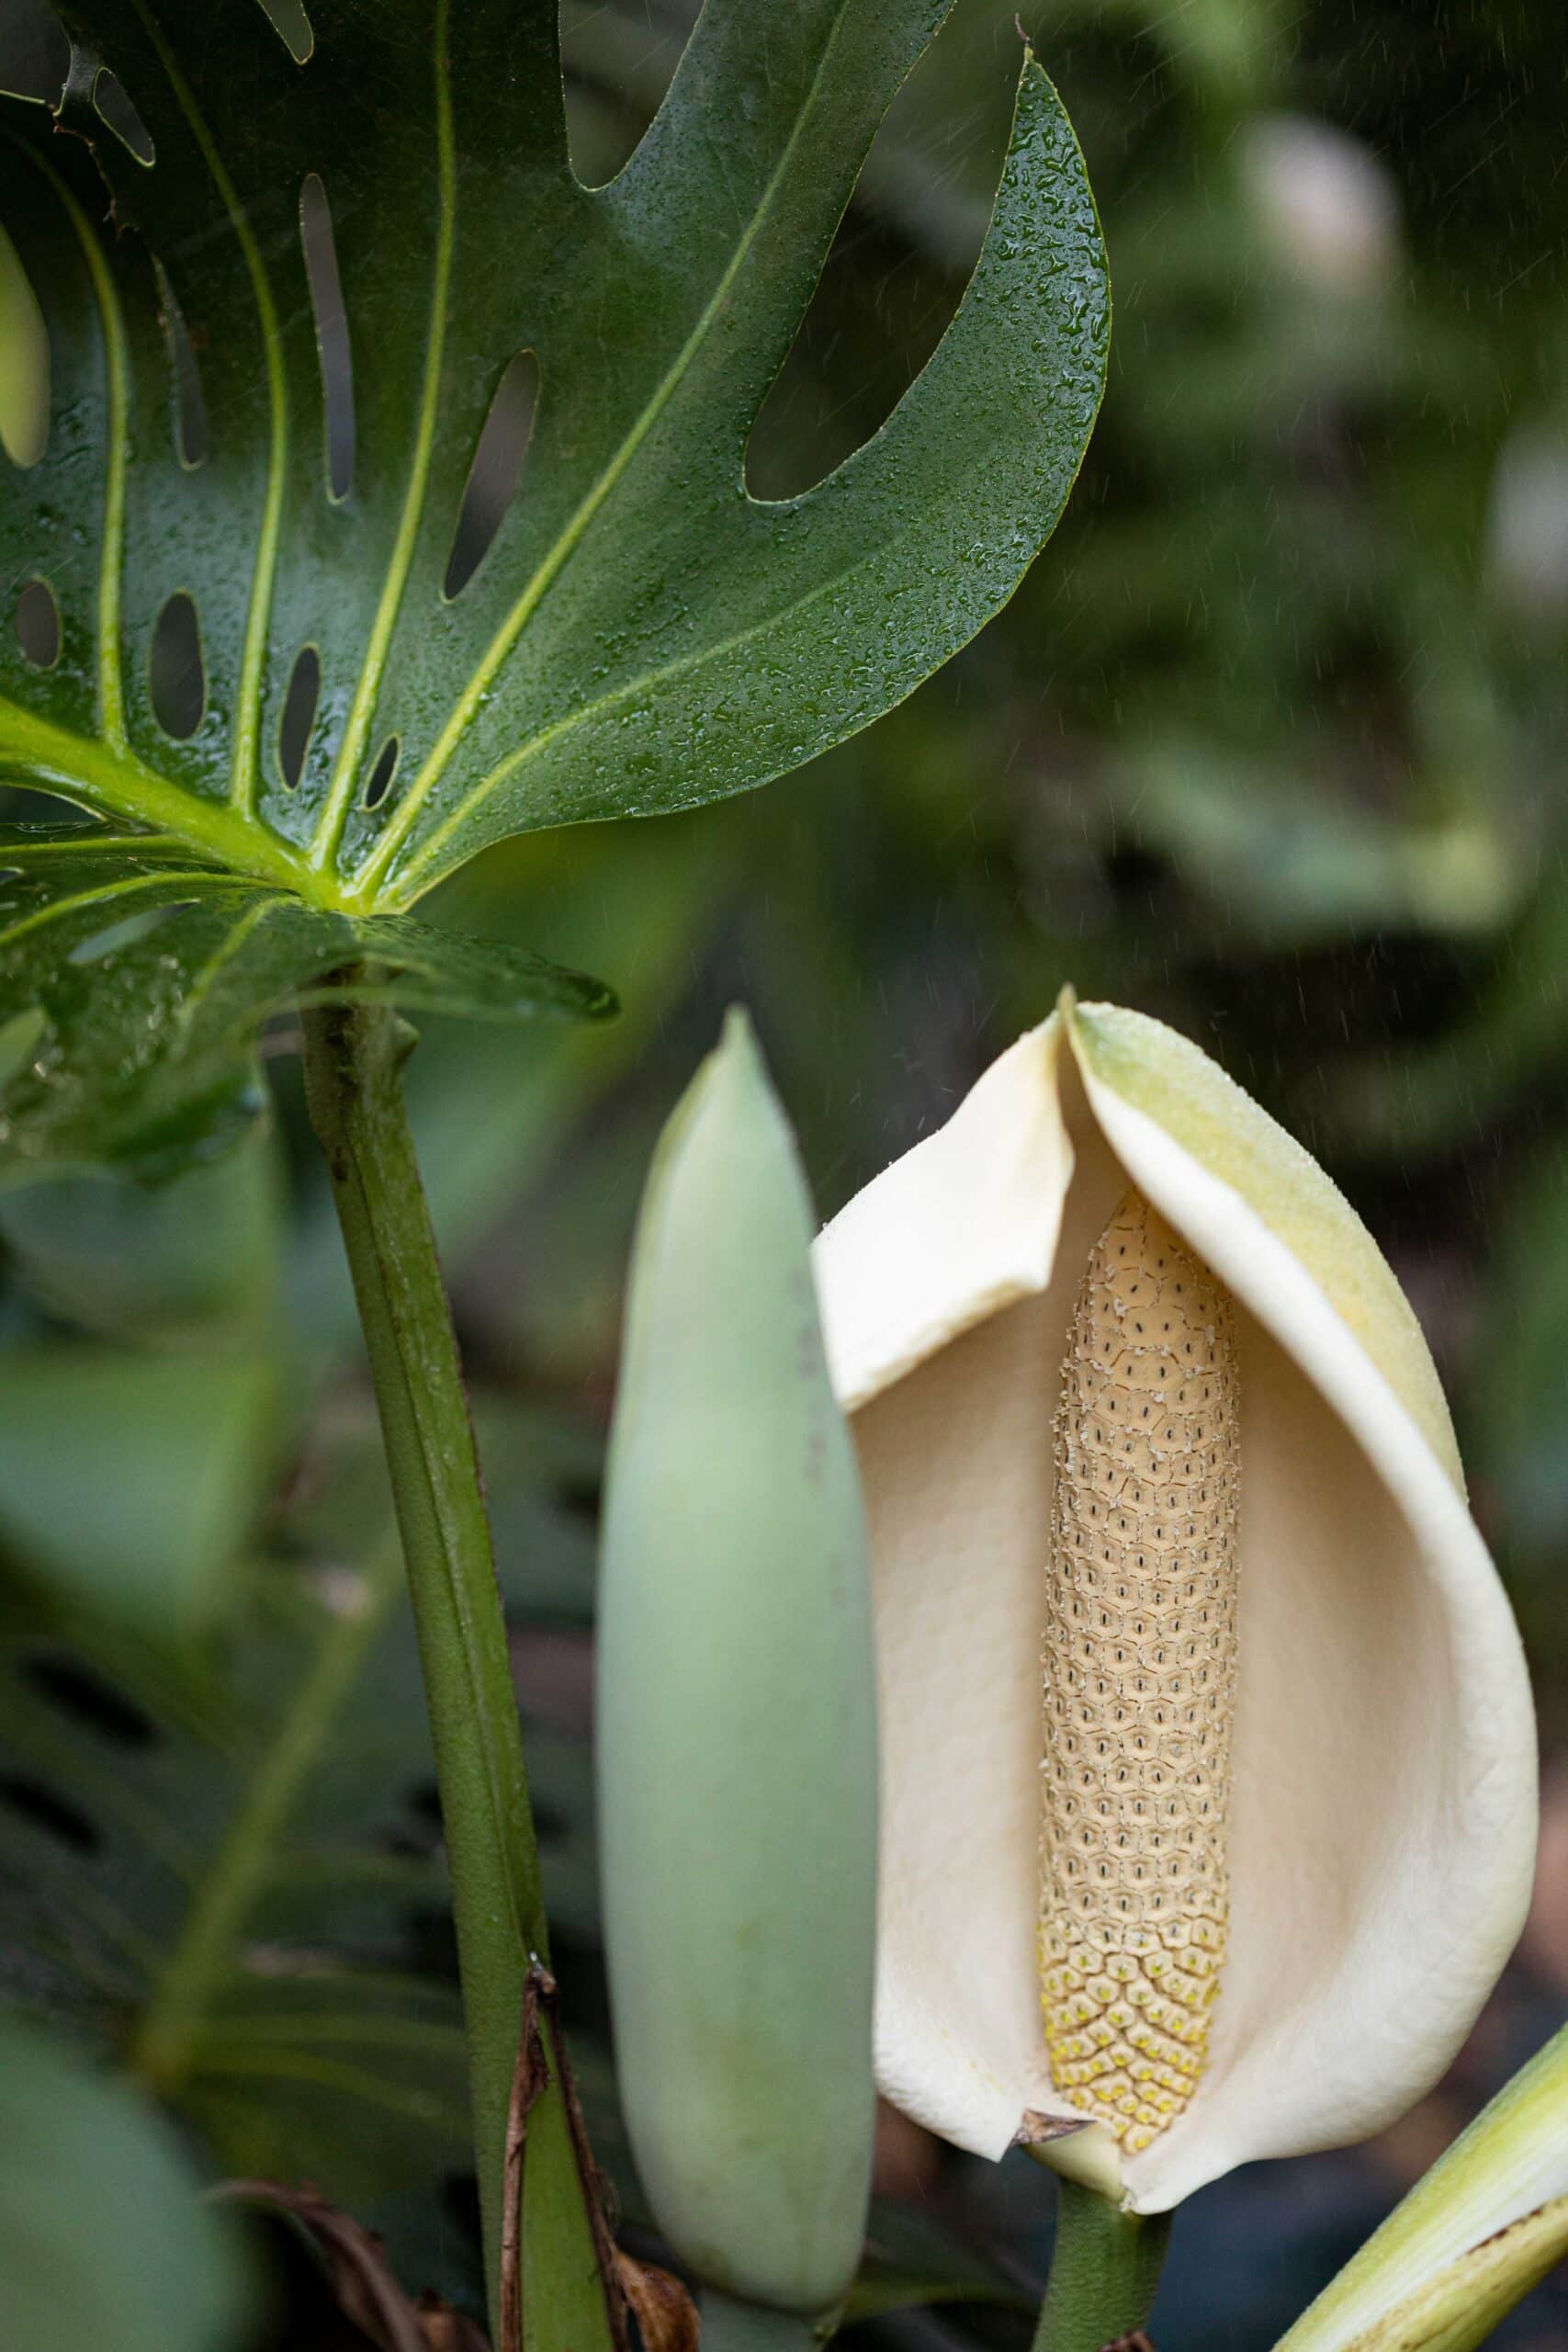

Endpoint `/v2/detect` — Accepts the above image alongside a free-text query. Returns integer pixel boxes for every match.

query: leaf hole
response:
[0,1,71,107]
[0,1006,47,1093]
[445,352,539,599]
[558,0,694,187]
[254,0,313,63]
[277,644,321,788]
[300,172,354,501]
[92,65,155,166]
[67,899,193,966]
[15,577,60,669]
[0,1771,97,1852]
[150,591,206,739]
[743,10,1004,501]
[154,261,209,468]
[22,1655,154,1747]
[363,734,400,809]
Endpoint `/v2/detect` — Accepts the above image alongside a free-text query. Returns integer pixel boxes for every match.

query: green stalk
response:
[1032,2177,1171,2352]
[300,996,611,2352]
[699,2293,819,2352]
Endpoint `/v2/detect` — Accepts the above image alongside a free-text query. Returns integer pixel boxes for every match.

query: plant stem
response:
[129,1530,404,2090]
[699,2293,819,2352]
[300,995,611,2352]
[1032,2177,1171,2352]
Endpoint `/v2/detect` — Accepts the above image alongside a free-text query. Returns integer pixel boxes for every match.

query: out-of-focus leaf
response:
[0,1394,603,2203]
[0,1536,468,2199]
[0,829,614,1185]
[0,1118,284,1345]
[1325,855,1568,1158]
[0,2008,252,2352]
[0,1344,276,1634]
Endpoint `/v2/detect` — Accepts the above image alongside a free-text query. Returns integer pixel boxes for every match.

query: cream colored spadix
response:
[1042,1190,1239,2155]
[812,994,1537,2213]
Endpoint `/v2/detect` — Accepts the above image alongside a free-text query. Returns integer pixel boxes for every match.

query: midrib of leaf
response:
[309,0,455,876]
[132,0,288,820]
[129,1534,404,2094]
[348,4,856,908]
[0,697,333,897]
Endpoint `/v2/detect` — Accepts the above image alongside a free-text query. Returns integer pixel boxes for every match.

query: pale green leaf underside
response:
[0,824,613,1182]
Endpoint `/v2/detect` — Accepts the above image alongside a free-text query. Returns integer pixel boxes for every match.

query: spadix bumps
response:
[813,994,1536,2212]
[1042,1193,1238,2152]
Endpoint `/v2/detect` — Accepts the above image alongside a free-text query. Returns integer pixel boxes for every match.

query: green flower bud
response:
[597,1010,877,2318]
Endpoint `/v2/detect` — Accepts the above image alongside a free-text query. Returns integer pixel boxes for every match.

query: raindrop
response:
[277,643,320,788]
[445,351,538,599]
[364,733,400,808]
[16,576,59,668]
[150,591,206,739]
[92,65,154,165]
[300,172,354,500]
[154,261,208,468]
[254,0,312,62]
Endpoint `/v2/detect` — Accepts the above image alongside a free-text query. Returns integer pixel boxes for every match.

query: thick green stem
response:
[1032,2177,1171,2352]
[300,996,611,2352]
[699,2293,818,2352]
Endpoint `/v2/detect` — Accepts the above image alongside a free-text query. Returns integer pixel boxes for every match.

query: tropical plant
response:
[0,1,1108,2344]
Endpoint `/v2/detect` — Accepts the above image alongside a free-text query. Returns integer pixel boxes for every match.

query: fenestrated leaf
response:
[0,1396,603,2208]
[0,0,1105,903]
[0,1539,470,2199]
[0,821,614,1182]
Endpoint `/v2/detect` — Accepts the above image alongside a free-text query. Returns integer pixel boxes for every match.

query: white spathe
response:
[812,998,1538,2214]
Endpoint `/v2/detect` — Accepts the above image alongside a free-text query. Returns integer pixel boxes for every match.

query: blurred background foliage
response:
[3,0,1568,2345]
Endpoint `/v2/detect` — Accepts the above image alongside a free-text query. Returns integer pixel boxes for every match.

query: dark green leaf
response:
[0,1538,469,2199]
[0,1343,277,1635]
[0,1118,284,1343]
[0,1,1104,908]
[0,825,614,1182]
[0,2008,252,2352]
[0,1396,601,2200]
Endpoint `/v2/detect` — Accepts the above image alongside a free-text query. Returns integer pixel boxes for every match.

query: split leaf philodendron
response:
[812,990,1538,2214]
[598,1012,878,2341]
[0,0,1108,1185]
